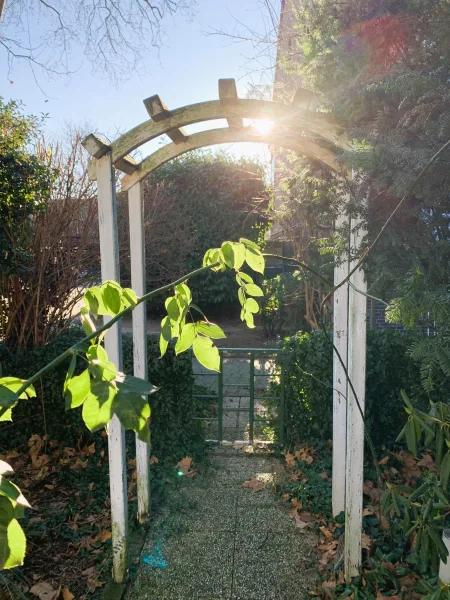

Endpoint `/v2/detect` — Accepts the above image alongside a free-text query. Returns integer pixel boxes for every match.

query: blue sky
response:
[1,0,278,163]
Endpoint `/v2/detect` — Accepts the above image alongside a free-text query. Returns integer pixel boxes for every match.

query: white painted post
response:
[332,209,350,517]
[344,212,367,581]
[96,153,128,584]
[128,182,150,524]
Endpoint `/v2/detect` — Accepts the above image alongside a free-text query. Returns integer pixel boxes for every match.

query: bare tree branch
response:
[0,0,196,83]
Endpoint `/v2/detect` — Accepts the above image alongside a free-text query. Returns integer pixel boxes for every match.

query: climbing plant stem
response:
[15,262,219,398]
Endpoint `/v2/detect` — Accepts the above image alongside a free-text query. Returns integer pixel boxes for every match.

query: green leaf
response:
[221,242,234,268]
[202,248,220,268]
[87,344,108,363]
[84,287,101,317]
[238,287,246,306]
[113,393,151,444]
[175,323,196,355]
[244,312,255,328]
[244,283,264,297]
[0,377,35,408]
[245,246,265,274]
[244,298,259,314]
[64,355,77,392]
[160,316,171,357]
[175,283,192,305]
[240,237,260,251]
[0,408,13,422]
[0,477,30,509]
[441,452,450,490]
[87,346,116,381]
[236,271,253,284]
[165,296,180,322]
[222,242,246,270]
[196,321,226,339]
[0,503,26,570]
[122,288,138,308]
[405,417,418,456]
[65,369,91,410]
[82,382,115,432]
[115,374,157,397]
[103,283,122,315]
[193,337,220,372]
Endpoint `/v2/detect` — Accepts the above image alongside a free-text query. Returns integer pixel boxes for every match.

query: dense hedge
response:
[0,328,205,465]
[276,330,444,448]
[118,152,271,313]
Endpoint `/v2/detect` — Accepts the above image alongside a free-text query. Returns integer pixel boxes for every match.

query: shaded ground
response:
[128,450,317,600]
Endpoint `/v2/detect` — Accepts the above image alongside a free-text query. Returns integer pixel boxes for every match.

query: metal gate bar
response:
[191,348,285,445]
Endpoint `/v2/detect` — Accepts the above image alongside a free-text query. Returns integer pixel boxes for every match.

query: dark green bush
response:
[0,327,205,465]
[276,329,441,448]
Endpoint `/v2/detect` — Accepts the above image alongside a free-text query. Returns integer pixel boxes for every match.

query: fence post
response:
[344,212,367,581]
[96,153,128,583]
[128,181,150,524]
[332,210,350,517]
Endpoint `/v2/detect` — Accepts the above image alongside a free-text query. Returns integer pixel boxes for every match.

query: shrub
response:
[118,151,271,311]
[275,329,442,448]
[0,328,204,465]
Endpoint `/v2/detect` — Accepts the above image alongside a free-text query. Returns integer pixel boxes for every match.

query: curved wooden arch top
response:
[111,99,350,164]
[121,127,340,191]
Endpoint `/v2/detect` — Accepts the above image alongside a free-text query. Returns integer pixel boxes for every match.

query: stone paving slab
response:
[129,451,317,600]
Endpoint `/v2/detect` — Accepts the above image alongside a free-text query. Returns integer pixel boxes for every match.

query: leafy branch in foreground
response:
[0,239,265,570]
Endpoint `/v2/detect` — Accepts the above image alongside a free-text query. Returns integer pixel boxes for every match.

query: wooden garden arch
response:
[82,79,367,585]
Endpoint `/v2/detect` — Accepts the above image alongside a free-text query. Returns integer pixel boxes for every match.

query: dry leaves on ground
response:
[241,478,265,493]
[175,456,197,477]
[30,583,74,600]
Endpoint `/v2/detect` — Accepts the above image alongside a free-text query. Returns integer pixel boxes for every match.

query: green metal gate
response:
[191,348,286,445]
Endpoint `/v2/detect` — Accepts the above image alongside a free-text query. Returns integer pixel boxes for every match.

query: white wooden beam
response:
[332,208,350,517]
[128,182,150,524]
[121,127,339,191]
[344,210,367,581]
[82,134,138,181]
[218,79,244,130]
[143,95,187,144]
[96,153,128,584]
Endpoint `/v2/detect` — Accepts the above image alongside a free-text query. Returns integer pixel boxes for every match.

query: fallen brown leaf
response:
[241,478,265,493]
[61,589,74,600]
[417,453,438,472]
[378,455,390,465]
[284,452,296,468]
[319,526,333,540]
[362,533,373,552]
[30,582,58,600]
[150,455,159,464]
[175,456,196,477]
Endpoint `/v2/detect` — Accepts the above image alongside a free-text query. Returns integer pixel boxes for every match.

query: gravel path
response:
[128,450,318,600]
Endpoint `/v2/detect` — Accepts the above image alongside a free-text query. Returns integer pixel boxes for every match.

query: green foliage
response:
[386,268,450,394]
[142,152,271,309]
[260,272,302,337]
[0,460,28,569]
[159,239,265,369]
[382,472,449,573]
[0,98,56,274]
[282,443,333,518]
[273,329,440,448]
[0,239,265,569]
[280,0,450,358]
